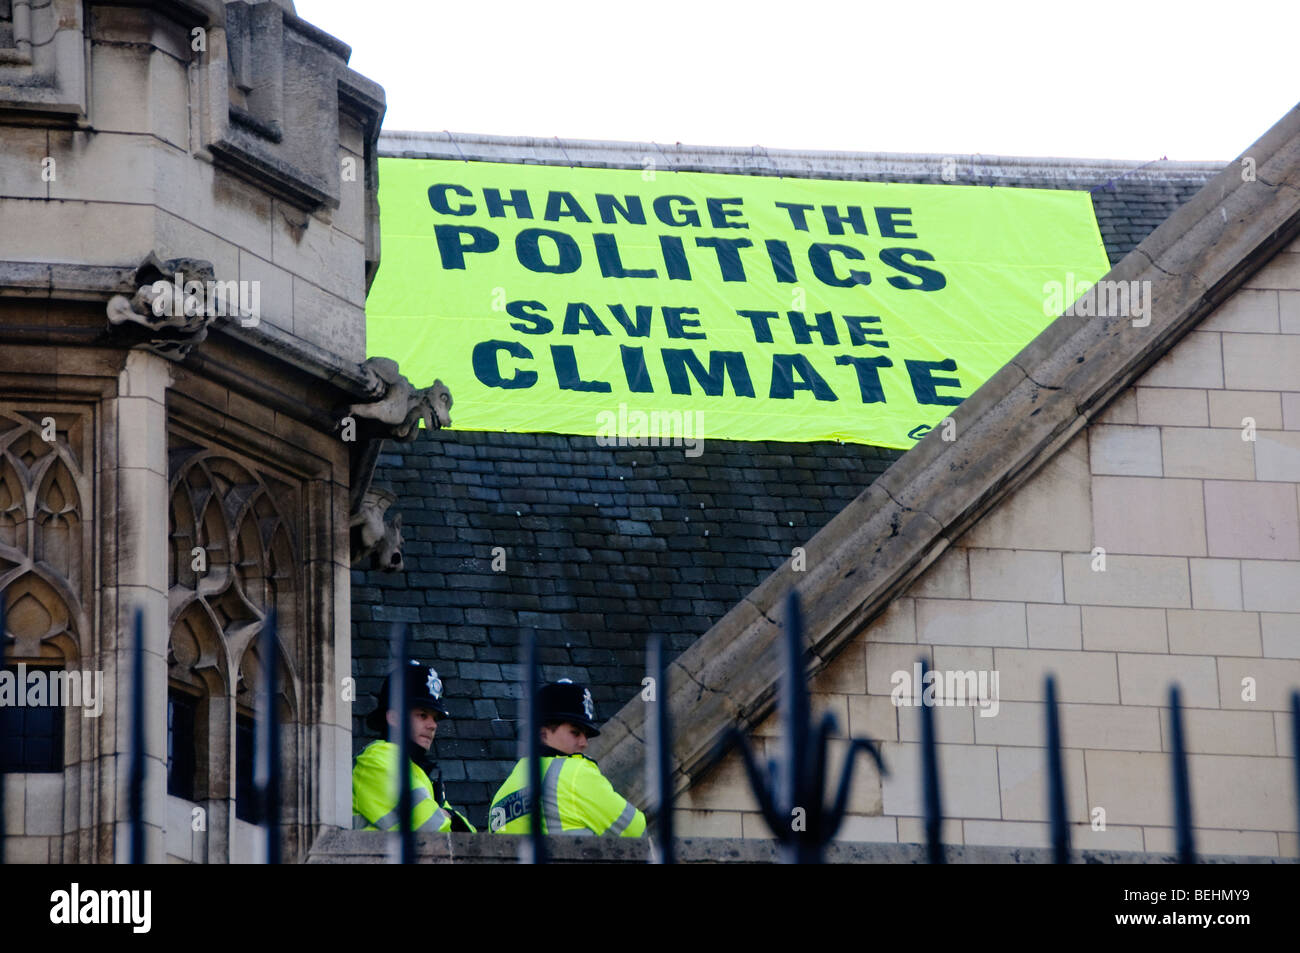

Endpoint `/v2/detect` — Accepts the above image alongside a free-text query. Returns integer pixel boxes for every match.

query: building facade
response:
[0,0,433,862]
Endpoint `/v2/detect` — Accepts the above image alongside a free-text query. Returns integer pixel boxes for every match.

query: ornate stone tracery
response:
[0,408,92,663]
[166,435,301,829]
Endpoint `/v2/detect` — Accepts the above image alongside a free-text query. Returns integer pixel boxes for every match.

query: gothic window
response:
[0,411,91,651]
[0,663,64,772]
[166,434,300,840]
[0,410,91,777]
[233,711,256,823]
[167,687,199,801]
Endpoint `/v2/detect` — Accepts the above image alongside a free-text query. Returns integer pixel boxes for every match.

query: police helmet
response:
[537,679,601,737]
[365,659,451,732]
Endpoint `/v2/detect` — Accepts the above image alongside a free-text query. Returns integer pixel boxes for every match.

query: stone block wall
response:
[1,2,381,362]
[2,2,384,862]
[673,238,1300,856]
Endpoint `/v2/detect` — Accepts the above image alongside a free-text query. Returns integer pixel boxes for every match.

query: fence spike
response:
[255,611,281,864]
[732,591,887,863]
[1169,685,1196,864]
[781,589,810,846]
[1044,675,1070,863]
[1291,691,1300,854]
[129,607,145,864]
[919,656,943,864]
[524,629,546,864]
[390,622,413,865]
[645,635,674,864]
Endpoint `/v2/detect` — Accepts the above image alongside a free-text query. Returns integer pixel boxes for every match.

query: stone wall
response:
[2,0,385,863]
[671,240,1300,856]
[1,1,382,362]
[305,829,1286,864]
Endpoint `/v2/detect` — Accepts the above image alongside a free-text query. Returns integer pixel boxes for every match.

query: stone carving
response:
[349,357,452,441]
[106,253,219,360]
[167,440,300,692]
[349,487,403,571]
[344,358,450,572]
[165,436,302,855]
[0,407,92,661]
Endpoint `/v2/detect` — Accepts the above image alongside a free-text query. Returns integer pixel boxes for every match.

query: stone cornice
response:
[379,129,1226,185]
[0,260,377,403]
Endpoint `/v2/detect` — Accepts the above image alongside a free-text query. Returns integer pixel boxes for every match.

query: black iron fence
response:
[0,591,1297,863]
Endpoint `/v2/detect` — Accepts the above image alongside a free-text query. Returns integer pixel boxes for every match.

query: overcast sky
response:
[295,0,1296,162]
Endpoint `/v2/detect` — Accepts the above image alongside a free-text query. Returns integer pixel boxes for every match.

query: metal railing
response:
[513,589,1300,864]
[0,590,1298,864]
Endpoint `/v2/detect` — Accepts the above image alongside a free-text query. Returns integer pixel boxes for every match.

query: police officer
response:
[488,679,645,837]
[352,659,475,833]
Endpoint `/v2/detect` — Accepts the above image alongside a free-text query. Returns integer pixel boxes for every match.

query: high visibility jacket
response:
[352,740,476,833]
[488,753,645,837]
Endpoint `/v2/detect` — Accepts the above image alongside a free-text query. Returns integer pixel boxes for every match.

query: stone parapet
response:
[305,830,1287,864]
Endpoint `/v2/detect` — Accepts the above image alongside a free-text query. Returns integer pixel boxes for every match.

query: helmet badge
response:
[582,688,595,721]
[427,668,443,699]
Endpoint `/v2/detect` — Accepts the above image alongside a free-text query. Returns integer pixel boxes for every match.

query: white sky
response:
[295,0,1297,162]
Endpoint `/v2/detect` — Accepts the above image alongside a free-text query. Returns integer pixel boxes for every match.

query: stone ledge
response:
[305,830,1288,864]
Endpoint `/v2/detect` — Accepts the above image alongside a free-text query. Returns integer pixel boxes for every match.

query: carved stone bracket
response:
[349,487,402,572]
[106,253,218,360]
[349,357,452,440]
[346,357,452,572]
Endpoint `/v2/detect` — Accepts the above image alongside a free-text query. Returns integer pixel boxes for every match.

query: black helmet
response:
[365,659,451,732]
[538,679,600,737]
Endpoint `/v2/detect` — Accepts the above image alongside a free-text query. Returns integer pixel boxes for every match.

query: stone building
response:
[5,0,1296,865]
[0,0,438,863]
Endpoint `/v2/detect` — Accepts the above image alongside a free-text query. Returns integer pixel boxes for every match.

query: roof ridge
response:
[378,130,1226,180]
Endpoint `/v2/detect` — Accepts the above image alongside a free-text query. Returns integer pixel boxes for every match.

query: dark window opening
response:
[167,688,198,801]
[0,664,65,773]
[234,712,256,822]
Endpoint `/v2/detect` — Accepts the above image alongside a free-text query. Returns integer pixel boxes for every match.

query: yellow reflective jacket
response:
[352,740,476,833]
[487,752,645,837]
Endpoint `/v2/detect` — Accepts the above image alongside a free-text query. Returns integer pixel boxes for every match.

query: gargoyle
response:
[349,357,452,441]
[346,358,452,573]
[106,253,218,360]
[350,488,404,572]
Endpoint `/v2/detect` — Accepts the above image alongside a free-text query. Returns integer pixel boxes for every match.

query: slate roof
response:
[352,133,1222,827]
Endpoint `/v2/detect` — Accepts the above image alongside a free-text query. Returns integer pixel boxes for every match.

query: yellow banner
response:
[367,158,1110,449]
